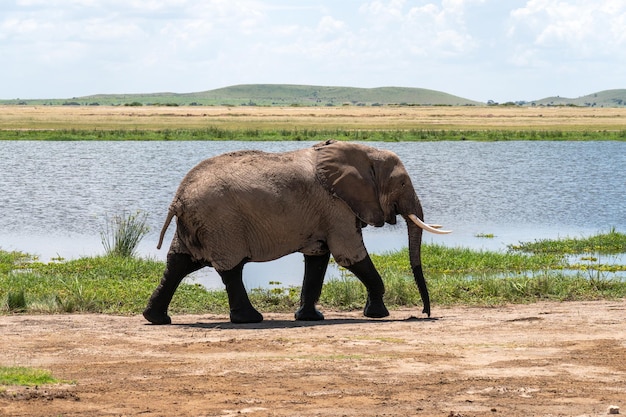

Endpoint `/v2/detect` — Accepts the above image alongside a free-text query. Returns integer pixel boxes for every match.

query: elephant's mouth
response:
[385,203,399,225]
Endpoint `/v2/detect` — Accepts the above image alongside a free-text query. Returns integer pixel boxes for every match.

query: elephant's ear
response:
[314,140,385,227]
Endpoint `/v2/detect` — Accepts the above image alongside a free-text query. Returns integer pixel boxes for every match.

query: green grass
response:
[0,366,59,386]
[475,233,495,238]
[508,228,626,254]
[321,269,625,310]
[2,127,626,141]
[0,254,225,314]
[0,250,31,274]
[371,245,567,275]
[319,234,626,310]
[1,230,625,316]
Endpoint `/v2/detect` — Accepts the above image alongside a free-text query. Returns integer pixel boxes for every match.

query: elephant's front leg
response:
[295,252,330,321]
[144,252,205,325]
[346,255,390,318]
[218,262,263,324]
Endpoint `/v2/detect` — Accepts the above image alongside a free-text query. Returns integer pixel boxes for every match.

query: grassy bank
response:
[2,105,625,141]
[3,127,626,142]
[1,230,625,315]
[2,105,626,136]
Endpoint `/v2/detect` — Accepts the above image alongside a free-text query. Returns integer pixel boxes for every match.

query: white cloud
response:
[317,15,345,33]
[359,0,481,57]
[0,0,625,101]
[509,0,626,62]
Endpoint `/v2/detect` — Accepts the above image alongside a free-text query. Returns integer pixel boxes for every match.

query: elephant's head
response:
[315,140,450,316]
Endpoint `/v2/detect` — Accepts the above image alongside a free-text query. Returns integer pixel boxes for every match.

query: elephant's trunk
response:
[402,199,450,318]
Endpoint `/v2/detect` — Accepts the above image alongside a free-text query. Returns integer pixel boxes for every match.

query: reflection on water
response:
[1,140,624,289]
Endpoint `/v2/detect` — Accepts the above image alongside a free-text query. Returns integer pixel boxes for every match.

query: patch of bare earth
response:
[1,300,625,417]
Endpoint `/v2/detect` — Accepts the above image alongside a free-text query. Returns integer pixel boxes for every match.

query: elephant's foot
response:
[230,307,264,324]
[363,297,390,319]
[142,308,172,325]
[295,305,325,321]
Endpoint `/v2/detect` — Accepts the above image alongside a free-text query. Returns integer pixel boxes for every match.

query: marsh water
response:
[1,140,624,289]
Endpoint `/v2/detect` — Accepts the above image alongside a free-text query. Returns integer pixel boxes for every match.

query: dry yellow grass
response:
[1,105,626,131]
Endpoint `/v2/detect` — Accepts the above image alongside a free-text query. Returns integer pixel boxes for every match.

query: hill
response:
[527,89,626,107]
[0,84,481,106]
[3,85,625,107]
[180,84,482,106]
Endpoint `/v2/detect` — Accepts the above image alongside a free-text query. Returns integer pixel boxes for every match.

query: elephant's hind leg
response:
[295,253,330,321]
[218,262,263,324]
[143,252,205,325]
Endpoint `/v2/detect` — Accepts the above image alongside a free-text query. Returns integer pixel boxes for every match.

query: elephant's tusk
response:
[408,214,452,234]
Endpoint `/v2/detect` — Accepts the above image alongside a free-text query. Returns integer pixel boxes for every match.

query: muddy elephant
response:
[143,140,450,324]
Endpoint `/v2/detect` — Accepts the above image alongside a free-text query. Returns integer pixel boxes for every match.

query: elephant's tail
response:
[156,209,176,250]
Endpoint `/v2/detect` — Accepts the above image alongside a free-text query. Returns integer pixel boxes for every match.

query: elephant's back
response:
[178,149,317,206]
[181,148,314,185]
[184,149,268,180]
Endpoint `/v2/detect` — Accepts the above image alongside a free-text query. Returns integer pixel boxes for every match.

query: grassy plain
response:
[1,105,626,135]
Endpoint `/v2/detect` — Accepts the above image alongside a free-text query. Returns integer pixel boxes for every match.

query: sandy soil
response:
[1,300,625,417]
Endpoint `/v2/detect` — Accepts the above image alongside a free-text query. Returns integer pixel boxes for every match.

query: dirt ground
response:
[1,300,625,417]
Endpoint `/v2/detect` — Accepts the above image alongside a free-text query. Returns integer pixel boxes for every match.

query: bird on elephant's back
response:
[143,139,450,325]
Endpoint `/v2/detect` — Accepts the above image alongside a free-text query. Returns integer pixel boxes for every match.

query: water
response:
[1,140,624,289]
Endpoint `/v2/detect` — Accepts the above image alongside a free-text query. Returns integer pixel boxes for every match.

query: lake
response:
[1,140,624,289]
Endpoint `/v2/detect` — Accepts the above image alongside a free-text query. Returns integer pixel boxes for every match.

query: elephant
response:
[143,139,450,325]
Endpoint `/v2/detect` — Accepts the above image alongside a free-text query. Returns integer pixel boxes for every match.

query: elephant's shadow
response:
[177,316,438,330]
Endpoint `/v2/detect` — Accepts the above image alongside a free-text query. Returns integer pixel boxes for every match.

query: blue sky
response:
[2,0,625,102]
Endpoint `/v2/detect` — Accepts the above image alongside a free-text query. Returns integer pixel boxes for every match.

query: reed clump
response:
[100,211,150,258]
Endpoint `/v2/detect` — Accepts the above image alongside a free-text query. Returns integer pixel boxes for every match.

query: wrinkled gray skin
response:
[143,140,434,324]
